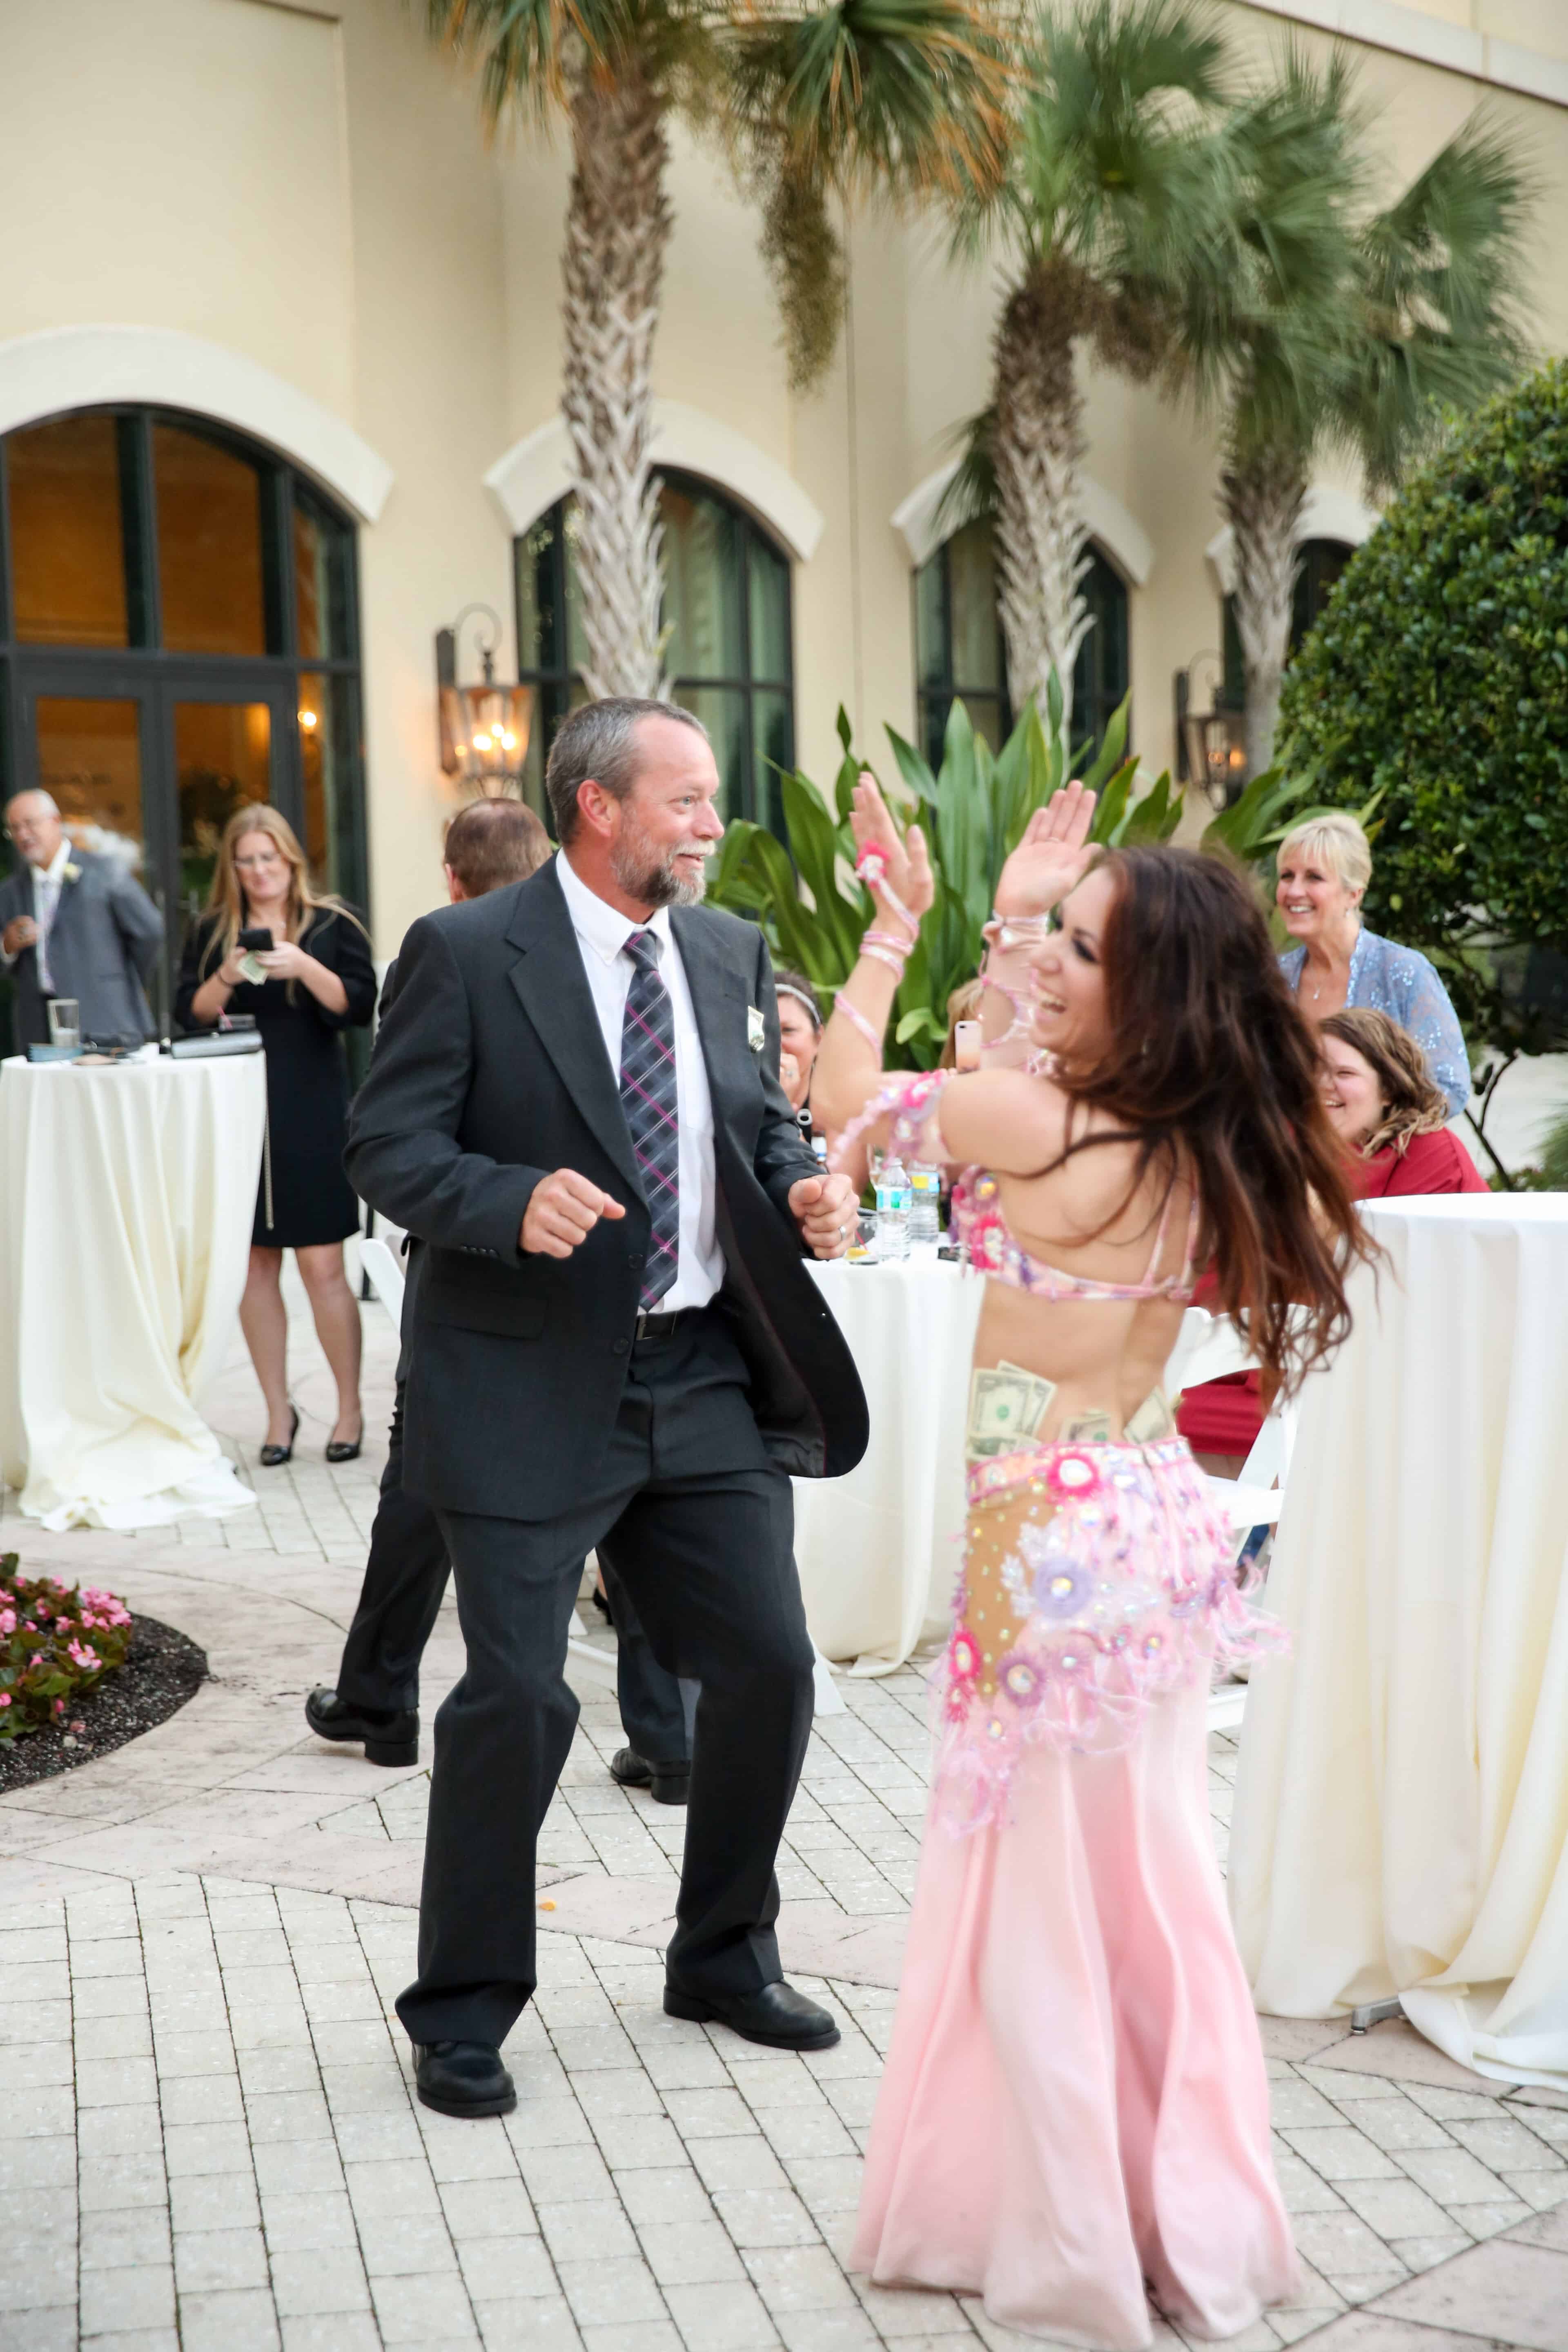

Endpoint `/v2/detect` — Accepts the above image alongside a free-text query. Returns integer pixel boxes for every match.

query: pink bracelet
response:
[834,994,884,1050]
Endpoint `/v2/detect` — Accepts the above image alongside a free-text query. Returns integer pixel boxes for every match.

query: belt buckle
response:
[635,1309,649,1340]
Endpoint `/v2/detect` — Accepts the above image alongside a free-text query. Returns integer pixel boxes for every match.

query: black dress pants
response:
[334,1376,694,1756]
[336,1376,450,1715]
[395,1310,815,2049]
[599,1556,697,1766]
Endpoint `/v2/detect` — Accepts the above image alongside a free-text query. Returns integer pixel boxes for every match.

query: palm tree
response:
[423,0,1012,702]
[944,0,1232,751]
[1194,54,1532,774]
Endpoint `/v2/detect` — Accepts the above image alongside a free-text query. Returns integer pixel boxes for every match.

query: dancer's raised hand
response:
[849,772,935,937]
[994,780,1098,919]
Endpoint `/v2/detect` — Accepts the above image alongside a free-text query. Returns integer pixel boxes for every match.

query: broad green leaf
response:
[886,726,941,807]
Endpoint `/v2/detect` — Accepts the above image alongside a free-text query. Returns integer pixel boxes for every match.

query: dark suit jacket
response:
[345,860,869,1520]
[0,848,163,1050]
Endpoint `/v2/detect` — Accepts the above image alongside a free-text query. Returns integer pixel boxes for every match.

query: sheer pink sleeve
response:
[829,1069,956,1175]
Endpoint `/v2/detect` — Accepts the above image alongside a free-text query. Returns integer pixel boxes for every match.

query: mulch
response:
[0,1614,208,1793]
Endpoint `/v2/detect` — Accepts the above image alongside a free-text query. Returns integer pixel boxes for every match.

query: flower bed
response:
[0,1555,132,1742]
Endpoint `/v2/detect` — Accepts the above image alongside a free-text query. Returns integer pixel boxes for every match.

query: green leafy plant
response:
[1277,359,1568,1063]
[0,1559,131,1742]
[709,682,1182,1068]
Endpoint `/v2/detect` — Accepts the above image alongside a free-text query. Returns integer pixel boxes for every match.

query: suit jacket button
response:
[612,1337,630,1355]
[627,1252,644,1269]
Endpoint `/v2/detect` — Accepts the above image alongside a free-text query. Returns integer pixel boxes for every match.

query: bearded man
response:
[345,697,867,2118]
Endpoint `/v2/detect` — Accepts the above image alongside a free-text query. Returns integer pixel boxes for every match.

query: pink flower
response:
[55,1616,72,1633]
[1043,1450,1103,1506]
[67,1641,101,1672]
[0,1608,16,1635]
[0,1693,11,1708]
[948,1626,983,1686]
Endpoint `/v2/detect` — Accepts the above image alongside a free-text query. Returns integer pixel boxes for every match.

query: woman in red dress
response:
[1179,1007,1485,1473]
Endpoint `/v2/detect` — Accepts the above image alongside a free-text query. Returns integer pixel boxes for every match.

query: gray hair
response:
[544,697,710,845]
[4,787,61,819]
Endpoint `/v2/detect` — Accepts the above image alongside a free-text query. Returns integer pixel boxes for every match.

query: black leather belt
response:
[633,1307,687,1341]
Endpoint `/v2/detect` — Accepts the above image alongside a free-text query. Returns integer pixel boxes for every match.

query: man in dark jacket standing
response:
[345,697,866,2119]
[0,790,163,1048]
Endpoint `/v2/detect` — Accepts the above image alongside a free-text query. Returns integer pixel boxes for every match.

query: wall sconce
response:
[436,604,532,795]
[1174,653,1247,809]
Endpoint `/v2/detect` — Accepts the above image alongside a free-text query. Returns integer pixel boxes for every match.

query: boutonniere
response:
[746,1004,766,1054]
[62,863,82,884]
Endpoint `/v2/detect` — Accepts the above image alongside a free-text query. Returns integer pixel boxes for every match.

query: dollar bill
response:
[998,1362,1057,1439]
[967,1364,1060,1457]
[966,1367,1035,1456]
[1125,1386,1174,1443]
[1061,1409,1113,1445]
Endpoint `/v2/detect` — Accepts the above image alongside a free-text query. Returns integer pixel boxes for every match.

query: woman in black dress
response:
[176,805,376,1465]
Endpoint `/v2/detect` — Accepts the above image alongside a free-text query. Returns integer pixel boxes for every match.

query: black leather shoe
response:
[412,2041,516,2118]
[259,1405,299,1468]
[305,1686,419,1768]
[664,1978,840,2051]
[609,1747,690,1805]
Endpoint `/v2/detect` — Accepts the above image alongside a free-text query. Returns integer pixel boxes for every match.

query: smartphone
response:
[236,924,272,986]
[954,1020,982,1072]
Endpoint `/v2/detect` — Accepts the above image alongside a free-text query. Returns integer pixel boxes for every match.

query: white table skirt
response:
[1228,1194,1568,2087]
[793,1257,980,1674]
[0,1054,267,1531]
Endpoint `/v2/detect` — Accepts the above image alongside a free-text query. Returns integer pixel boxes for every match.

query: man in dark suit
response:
[0,789,164,1049]
[345,697,866,2118]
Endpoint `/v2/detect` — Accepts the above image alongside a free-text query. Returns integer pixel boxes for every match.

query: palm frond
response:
[1352,116,1537,490]
[727,0,1017,212]
[933,405,997,536]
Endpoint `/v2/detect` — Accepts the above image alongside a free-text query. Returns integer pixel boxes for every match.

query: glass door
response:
[17,666,292,1035]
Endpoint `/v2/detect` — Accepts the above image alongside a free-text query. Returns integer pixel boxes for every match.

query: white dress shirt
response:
[1,837,72,990]
[555,849,725,1311]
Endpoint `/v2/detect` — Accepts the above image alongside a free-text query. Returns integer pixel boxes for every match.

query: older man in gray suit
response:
[0,789,164,1050]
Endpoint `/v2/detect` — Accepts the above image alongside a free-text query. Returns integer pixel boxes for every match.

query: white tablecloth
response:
[0,1054,267,1530]
[793,1258,981,1673]
[1229,1194,1568,2087]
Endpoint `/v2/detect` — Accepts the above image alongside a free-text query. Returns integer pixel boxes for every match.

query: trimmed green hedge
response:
[1278,359,1568,1053]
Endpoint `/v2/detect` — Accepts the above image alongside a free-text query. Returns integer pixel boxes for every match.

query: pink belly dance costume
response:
[845,1071,1299,2350]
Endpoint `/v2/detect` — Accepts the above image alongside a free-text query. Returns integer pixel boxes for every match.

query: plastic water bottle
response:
[909,1163,941,1251]
[875,1154,912,1261]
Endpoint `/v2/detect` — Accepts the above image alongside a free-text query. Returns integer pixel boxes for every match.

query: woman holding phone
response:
[176,805,376,1466]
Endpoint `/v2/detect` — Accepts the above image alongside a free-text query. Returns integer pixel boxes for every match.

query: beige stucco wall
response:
[0,0,1565,956]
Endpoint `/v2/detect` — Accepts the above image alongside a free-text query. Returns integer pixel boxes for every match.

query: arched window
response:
[514,472,794,833]
[1221,537,1353,704]
[0,406,367,1033]
[913,518,1129,771]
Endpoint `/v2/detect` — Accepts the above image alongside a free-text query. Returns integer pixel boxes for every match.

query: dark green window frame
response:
[512,471,795,836]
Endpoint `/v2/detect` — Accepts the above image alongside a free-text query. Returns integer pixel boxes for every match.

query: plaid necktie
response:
[619,929,680,1310]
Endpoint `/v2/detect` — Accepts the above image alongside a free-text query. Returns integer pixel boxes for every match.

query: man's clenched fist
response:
[521,1169,627,1259]
[788,1172,857,1261]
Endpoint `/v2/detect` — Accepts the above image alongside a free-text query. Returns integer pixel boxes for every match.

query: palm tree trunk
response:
[1223,445,1307,777]
[991,258,1094,754]
[561,67,671,702]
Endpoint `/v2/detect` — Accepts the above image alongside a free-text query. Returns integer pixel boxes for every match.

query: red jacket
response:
[1176,1126,1486,1454]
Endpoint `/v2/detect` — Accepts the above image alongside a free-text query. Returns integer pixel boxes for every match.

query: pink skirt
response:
[852,1666,1299,2348]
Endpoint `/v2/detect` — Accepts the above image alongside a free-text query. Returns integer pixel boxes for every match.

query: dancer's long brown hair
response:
[1049,846,1370,1396]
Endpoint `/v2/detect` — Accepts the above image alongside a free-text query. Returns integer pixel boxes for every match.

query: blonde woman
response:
[176,807,376,1465]
[1274,809,1470,1114]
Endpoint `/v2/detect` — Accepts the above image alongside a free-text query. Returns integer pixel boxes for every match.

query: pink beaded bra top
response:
[950,1165,1201,1306]
[841,1067,1203,1306]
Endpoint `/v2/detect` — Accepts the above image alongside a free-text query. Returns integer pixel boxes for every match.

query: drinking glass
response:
[47,998,81,1050]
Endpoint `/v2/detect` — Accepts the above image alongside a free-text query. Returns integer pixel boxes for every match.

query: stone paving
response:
[4,1275,1568,2352]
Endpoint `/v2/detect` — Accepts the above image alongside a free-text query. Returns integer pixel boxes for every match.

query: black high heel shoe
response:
[260,1406,299,1468]
[325,1418,363,1465]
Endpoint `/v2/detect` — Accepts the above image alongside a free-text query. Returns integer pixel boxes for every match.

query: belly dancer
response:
[813,779,1370,2350]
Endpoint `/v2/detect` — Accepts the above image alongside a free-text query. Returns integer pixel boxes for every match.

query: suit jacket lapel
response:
[505,864,644,1200]
[671,907,749,1119]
